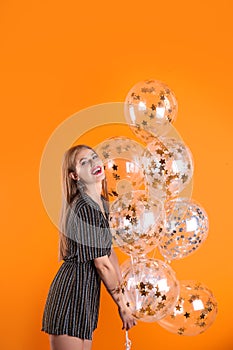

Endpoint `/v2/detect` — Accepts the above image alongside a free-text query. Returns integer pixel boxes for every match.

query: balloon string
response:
[125,331,132,350]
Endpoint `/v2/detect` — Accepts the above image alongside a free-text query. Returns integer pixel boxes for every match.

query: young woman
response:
[42,145,136,350]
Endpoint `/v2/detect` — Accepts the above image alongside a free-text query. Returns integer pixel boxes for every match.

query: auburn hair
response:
[58,144,109,260]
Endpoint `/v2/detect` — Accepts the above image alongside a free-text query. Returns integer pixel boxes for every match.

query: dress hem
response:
[41,328,95,341]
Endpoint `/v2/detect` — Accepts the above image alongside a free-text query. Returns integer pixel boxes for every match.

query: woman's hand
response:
[94,255,137,330]
[118,306,137,330]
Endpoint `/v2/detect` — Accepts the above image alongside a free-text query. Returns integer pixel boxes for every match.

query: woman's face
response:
[75,148,105,185]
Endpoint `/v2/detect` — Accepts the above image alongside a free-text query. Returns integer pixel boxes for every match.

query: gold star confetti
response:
[157,302,165,310]
[103,151,110,159]
[188,294,200,303]
[151,103,156,110]
[113,173,120,180]
[198,321,206,328]
[141,290,149,296]
[131,92,141,100]
[130,217,138,225]
[137,282,145,290]
[194,283,201,290]
[160,94,165,100]
[156,148,164,155]
[131,205,136,213]
[178,327,185,335]
[206,305,213,312]
[141,86,155,93]
[145,305,156,316]
[181,174,189,183]
[147,282,154,290]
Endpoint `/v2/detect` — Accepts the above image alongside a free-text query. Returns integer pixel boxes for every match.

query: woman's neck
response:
[85,183,102,203]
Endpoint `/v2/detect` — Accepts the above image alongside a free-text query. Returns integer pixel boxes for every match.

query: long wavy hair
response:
[58,144,109,260]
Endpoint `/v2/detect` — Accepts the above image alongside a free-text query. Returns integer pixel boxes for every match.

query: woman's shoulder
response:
[72,193,98,214]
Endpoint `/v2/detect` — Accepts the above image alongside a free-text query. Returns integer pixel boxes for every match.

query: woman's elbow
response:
[94,256,110,274]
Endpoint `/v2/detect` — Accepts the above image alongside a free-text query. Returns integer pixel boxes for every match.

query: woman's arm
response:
[94,254,136,331]
[108,248,122,283]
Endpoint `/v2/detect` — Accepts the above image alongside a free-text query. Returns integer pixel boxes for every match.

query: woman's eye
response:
[81,160,87,165]
[92,154,98,159]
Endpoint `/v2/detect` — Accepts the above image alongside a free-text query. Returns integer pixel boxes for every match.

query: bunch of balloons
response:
[95,79,217,336]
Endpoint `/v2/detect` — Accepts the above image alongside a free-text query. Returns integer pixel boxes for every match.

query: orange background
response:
[1,1,233,349]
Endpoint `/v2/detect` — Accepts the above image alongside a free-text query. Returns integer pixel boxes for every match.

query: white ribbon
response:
[125,331,132,350]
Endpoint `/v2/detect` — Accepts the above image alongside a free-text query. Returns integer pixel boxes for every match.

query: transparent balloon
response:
[160,137,194,196]
[94,137,145,201]
[159,198,209,261]
[141,137,194,201]
[124,79,178,142]
[157,280,218,335]
[109,190,165,256]
[120,258,180,322]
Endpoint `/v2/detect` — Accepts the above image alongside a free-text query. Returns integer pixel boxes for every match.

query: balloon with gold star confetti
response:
[120,258,180,322]
[160,136,194,195]
[124,79,178,143]
[157,280,218,335]
[158,198,209,261]
[141,136,194,201]
[94,137,145,201]
[109,190,164,256]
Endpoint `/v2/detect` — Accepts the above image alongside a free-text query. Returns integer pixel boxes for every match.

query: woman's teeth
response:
[92,166,101,175]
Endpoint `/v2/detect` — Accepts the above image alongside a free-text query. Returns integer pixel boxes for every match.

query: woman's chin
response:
[91,172,105,183]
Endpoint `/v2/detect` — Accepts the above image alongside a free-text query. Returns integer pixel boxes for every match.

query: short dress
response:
[41,193,112,340]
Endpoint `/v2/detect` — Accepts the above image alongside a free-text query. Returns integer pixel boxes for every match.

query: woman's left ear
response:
[69,172,79,181]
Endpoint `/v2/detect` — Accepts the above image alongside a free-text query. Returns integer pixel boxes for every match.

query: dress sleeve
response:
[72,203,112,262]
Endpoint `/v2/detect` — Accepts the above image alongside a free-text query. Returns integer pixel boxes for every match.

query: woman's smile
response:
[91,165,103,176]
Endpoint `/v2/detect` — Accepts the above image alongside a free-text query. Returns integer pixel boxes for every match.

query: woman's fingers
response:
[123,317,137,330]
[119,307,137,330]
